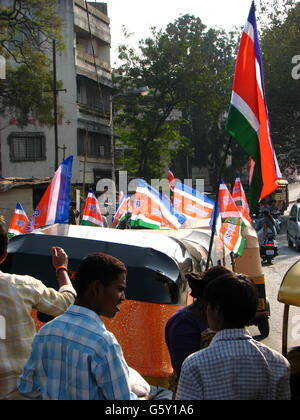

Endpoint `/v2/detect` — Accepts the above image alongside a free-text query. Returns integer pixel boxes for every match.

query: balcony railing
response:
[76,49,111,73]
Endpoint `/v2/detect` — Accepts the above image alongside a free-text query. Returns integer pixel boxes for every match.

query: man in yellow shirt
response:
[0,223,76,399]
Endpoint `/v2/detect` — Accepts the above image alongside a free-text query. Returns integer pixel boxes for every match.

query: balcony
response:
[75,49,112,87]
[74,0,111,45]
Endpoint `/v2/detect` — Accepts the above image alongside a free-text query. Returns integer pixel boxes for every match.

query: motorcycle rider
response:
[257,209,276,246]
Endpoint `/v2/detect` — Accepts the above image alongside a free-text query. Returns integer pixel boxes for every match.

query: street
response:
[248,181,300,353]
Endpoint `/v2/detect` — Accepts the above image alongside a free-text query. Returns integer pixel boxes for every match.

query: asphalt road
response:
[248,181,300,354]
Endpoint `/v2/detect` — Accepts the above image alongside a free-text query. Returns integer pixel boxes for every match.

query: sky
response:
[102,0,254,64]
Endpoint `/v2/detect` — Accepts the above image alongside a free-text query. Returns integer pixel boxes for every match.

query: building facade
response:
[0,0,113,221]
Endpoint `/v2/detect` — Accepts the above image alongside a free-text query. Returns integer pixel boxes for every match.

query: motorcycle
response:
[260,231,278,264]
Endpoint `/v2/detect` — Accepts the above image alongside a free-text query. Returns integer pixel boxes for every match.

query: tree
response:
[114,15,236,182]
[258,0,300,169]
[0,0,63,125]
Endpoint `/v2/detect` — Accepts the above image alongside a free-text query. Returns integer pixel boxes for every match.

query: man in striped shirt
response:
[18,252,138,400]
[176,272,290,400]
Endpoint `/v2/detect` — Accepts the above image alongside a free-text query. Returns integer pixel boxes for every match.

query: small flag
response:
[173,182,214,220]
[8,203,29,238]
[113,195,130,228]
[168,169,175,192]
[232,175,252,227]
[81,191,103,227]
[130,179,186,230]
[218,181,246,256]
[25,156,73,232]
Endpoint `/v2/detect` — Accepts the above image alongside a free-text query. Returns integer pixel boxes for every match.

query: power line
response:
[83,0,110,126]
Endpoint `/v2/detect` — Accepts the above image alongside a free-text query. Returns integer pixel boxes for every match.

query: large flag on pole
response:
[232,175,252,227]
[225,1,281,214]
[173,182,214,220]
[217,181,246,256]
[81,191,103,227]
[8,202,29,238]
[25,156,73,232]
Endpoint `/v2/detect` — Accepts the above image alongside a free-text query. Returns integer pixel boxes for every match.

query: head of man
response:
[74,252,127,318]
[203,272,258,331]
[0,223,8,264]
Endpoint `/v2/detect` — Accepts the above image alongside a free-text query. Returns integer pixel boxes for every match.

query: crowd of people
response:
[0,221,297,400]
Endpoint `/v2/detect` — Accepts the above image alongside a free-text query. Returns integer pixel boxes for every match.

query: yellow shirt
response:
[0,270,76,400]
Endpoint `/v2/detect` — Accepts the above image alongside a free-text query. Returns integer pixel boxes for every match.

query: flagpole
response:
[205,136,233,270]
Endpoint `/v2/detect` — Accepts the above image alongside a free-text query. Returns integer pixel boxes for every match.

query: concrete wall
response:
[0,188,33,226]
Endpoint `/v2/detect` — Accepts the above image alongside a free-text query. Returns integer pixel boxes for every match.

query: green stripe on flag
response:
[226,105,260,162]
[130,219,161,230]
[80,219,94,226]
[226,104,263,214]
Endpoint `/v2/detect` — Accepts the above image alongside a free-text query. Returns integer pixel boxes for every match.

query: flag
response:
[130,179,186,230]
[226,1,281,214]
[8,203,29,238]
[25,156,73,232]
[168,169,175,192]
[81,191,103,227]
[232,175,252,227]
[173,182,214,220]
[112,195,130,228]
[217,181,246,256]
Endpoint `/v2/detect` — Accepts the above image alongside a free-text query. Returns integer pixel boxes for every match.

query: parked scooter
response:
[260,231,278,264]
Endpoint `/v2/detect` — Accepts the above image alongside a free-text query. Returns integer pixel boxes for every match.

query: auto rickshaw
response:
[277,259,300,399]
[268,178,289,215]
[3,222,269,386]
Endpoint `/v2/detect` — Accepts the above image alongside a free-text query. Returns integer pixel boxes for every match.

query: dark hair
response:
[186,266,232,299]
[0,223,8,261]
[74,252,127,296]
[203,272,258,328]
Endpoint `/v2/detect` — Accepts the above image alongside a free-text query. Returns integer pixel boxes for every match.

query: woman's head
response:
[186,265,232,299]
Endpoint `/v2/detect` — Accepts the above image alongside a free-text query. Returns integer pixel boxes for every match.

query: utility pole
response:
[52,39,67,170]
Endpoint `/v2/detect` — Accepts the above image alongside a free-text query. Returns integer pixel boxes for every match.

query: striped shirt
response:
[176,328,290,400]
[18,305,138,400]
[0,271,76,400]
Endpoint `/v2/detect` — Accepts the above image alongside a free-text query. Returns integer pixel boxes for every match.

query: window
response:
[8,132,46,162]
[77,129,110,158]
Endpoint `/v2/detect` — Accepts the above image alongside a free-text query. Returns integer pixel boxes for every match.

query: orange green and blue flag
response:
[130,179,186,230]
[226,1,281,213]
[232,175,252,227]
[112,195,130,228]
[81,191,103,227]
[173,182,214,221]
[8,202,29,238]
[215,181,246,257]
